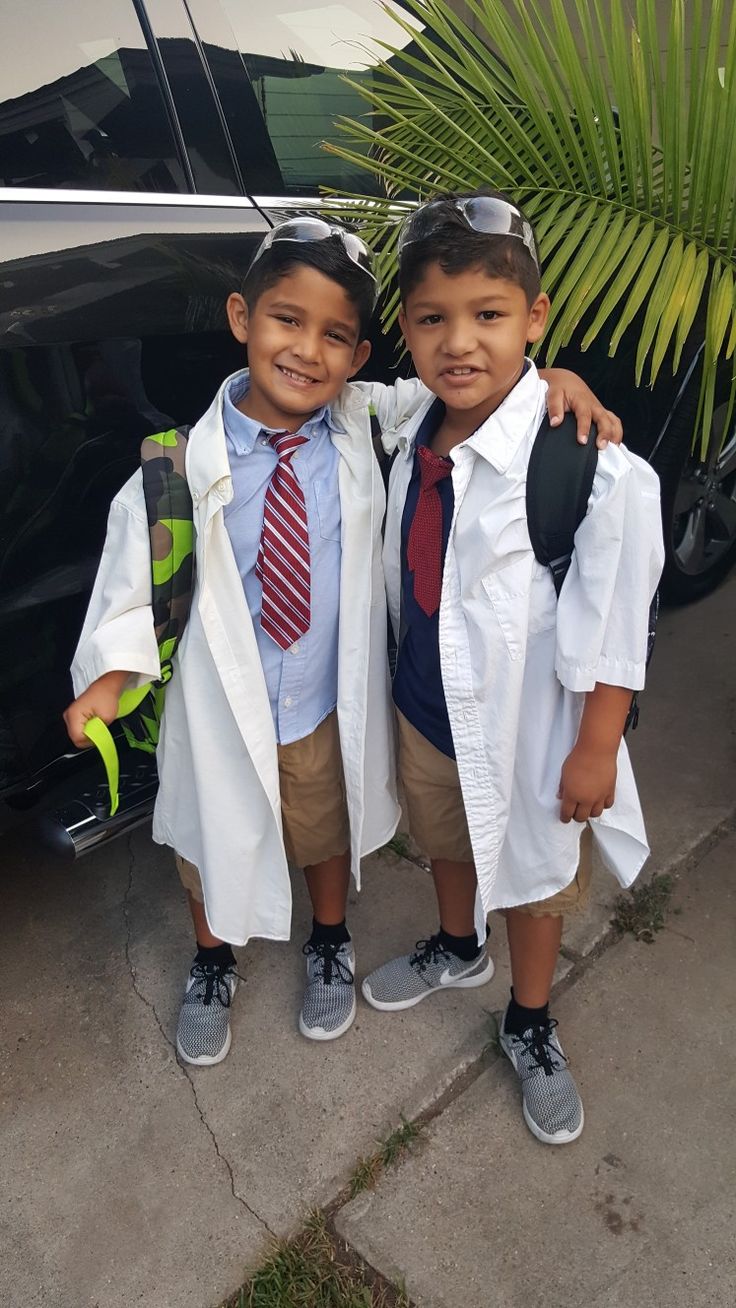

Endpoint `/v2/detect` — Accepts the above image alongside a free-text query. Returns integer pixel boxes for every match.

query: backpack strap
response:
[370,405,396,492]
[83,426,194,814]
[526,412,599,596]
[369,405,399,673]
[141,426,193,671]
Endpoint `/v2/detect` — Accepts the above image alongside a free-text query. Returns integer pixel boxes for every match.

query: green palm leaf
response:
[323,0,736,458]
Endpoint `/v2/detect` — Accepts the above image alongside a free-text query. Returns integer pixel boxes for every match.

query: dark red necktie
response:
[406,444,453,617]
[256,430,311,649]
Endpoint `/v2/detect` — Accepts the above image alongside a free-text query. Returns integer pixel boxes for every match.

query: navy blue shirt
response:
[392,399,456,759]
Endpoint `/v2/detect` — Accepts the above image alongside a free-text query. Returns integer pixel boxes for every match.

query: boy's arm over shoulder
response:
[555,444,664,694]
[71,469,161,697]
[352,377,431,452]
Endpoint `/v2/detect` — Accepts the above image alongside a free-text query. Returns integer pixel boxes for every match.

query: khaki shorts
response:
[396,709,592,918]
[176,709,350,902]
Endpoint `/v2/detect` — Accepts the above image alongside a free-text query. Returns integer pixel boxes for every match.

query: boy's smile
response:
[227,265,371,431]
[400,263,549,440]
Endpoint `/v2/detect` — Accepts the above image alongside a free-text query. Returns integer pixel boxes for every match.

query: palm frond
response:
[323,0,736,457]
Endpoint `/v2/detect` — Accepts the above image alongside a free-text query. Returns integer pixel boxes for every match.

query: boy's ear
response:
[348,338,372,378]
[227,292,249,345]
[526,292,551,344]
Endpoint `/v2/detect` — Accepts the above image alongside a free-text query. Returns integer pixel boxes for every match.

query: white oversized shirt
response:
[382,364,665,939]
[70,373,422,946]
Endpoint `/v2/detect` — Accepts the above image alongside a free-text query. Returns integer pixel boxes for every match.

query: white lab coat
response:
[72,371,426,945]
[382,364,665,940]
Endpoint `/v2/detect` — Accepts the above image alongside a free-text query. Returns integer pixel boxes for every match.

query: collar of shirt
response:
[223,371,337,457]
[463,360,543,474]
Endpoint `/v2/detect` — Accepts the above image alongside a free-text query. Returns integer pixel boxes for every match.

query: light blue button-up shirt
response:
[222,373,341,745]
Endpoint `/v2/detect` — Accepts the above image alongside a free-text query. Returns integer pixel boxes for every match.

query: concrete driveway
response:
[2,576,734,1308]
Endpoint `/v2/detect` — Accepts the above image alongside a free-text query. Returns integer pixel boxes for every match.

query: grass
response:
[612,873,675,943]
[483,1010,502,1056]
[222,1212,410,1308]
[349,1116,424,1199]
[383,832,411,859]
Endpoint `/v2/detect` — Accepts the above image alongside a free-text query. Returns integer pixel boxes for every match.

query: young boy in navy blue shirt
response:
[363,192,663,1144]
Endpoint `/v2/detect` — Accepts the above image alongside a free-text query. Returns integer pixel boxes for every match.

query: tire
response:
[654,375,736,604]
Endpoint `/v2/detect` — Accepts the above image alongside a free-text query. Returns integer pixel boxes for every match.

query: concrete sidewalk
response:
[338,829,736,1308]
[2,575,735,1308]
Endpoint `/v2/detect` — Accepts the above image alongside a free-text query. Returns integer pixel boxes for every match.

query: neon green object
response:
[84,425,193,816]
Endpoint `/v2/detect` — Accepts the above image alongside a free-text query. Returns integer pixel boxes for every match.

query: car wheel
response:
[655,377,736,604]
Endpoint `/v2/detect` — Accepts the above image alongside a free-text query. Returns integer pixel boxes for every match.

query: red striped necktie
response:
[406,444,453,617]
[256,429,311,650]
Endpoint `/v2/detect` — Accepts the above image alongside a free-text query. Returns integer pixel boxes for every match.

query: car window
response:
[210,0,424,195]
[0,0,187,192]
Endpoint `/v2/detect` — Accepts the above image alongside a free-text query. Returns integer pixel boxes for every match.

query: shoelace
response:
[303,940,354,986]
[189,961,234,1008]
[409,933,451,973]
[515,1018,567,1078]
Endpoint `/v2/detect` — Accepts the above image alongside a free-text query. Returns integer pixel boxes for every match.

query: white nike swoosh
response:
[438,959,481,985]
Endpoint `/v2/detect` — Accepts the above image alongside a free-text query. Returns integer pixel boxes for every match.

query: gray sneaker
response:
[362,933,494,1011]
[176,957,238,1067]
[299,938,356,1041]
[499,1010,584,1145]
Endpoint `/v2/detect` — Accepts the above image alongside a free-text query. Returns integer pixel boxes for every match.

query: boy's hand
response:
[63,670,129,749]
[558,744,617,823]
[539,368,623,449]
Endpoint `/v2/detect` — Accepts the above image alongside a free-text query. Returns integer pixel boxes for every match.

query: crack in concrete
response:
[121,836,276,1239]
[181,1068,277,1239]
[324,1214,417,1308]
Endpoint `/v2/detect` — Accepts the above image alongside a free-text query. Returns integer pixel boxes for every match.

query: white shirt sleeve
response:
[71,471,162,696]
[555,446,664,693]
[352,377,431,452]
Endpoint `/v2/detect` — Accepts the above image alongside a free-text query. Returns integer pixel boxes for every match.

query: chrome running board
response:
[38,758,157,858]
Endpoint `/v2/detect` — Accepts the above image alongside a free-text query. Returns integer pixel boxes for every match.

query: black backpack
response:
[371,408,657,732]
[526,412,658,733]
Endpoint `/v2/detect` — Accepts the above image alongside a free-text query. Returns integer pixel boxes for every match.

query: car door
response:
[0,0,272,799]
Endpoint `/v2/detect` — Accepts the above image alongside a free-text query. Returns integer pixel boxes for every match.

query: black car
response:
[1,0,734,856]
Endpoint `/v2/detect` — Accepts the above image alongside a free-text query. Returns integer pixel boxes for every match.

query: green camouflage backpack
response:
[83,427,194,814]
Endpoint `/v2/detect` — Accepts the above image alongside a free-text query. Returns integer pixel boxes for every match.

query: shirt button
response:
[284,696,293,707]
[290,642,300,654]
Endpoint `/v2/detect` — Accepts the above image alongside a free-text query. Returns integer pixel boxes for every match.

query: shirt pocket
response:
[481,556,533,661]
[314,479,342,543]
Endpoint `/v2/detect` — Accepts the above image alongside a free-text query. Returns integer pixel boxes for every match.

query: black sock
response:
[195,941,236,969]
[504,988,549,1036]
[438,926,481,962]
[309,917,350,947]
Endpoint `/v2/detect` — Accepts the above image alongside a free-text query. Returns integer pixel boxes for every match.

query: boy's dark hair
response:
[243,237,375,339]
[399,188,541,307]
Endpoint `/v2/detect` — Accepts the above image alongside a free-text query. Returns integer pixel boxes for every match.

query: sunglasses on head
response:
[398,196,539,270]
[248,217,377,286]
